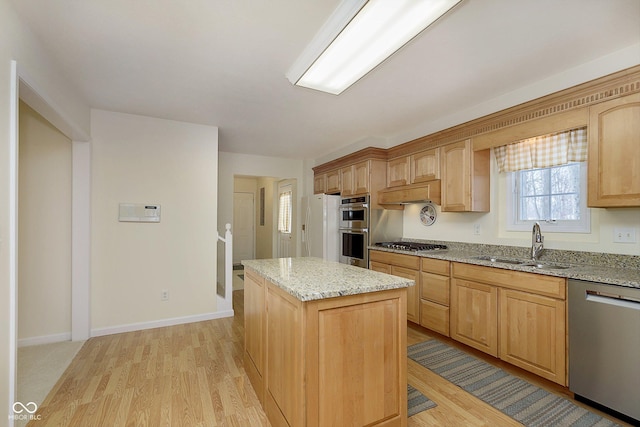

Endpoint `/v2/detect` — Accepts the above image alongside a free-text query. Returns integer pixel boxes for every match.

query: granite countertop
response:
[242,257,414,301]
[369,242,640,289]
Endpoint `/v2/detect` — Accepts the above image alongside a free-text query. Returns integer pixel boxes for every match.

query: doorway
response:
[233,192,255,265]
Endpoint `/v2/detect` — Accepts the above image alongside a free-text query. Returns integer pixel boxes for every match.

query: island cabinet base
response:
[245,273,408,427]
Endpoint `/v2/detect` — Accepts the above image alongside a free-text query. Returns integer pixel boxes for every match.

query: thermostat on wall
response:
[119,203,161,222]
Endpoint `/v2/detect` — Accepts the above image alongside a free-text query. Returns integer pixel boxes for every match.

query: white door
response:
[277,179,297,258]
[233,192,254,264]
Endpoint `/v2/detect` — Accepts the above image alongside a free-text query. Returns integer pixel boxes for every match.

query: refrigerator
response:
[301,194,340,261]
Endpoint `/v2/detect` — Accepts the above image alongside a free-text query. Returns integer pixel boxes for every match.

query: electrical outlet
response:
[473,224,481,235]
[613,227,636,243]
[161,290,169,301]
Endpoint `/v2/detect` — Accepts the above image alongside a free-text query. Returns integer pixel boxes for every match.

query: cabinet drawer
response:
[420,299,449,336]
[420,272,449,305]
[369,250,419,269]
[421,258,450,275]
[369,261,391,274]
[452,262,566,299]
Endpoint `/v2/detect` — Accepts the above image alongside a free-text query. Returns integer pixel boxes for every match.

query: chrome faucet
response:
[531,222,544,261]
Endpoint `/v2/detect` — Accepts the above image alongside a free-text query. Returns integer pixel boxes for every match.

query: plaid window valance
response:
[494,127,587,173]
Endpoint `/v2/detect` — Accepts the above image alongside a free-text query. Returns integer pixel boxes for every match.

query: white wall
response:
[402,158,640,255]
[0,0,91,421]
[18,101,72,344]
[90,110,220,334]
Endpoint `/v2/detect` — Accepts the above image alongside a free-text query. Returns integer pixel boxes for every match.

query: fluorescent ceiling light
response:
[286,0,462,95]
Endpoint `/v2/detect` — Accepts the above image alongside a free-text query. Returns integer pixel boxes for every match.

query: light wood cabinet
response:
[411,149,439,183]
[340,165,355,196]
[450,262,567,385]
[370,250,420,324]
[243,269,266,404]
[499,289,566,385]
[246,268,408,427]
[588,92,640,207]
[419,258,450,336]
[353,160,371,195]
[450,278,499,357]
[440,140,490,212]
[326,169,341,194]
[387,156,411,187]
[313,173,326,194]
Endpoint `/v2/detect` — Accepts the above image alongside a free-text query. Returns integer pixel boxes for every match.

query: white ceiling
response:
[10,0,640,160]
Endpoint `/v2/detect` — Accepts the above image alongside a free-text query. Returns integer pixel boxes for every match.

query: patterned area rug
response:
[408,339,620,427]
[408,384,437,417]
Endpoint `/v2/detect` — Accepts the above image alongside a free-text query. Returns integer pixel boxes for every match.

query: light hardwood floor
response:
[30,290,629,426]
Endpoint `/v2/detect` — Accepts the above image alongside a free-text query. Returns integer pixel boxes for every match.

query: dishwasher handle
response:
[586,290,640,311]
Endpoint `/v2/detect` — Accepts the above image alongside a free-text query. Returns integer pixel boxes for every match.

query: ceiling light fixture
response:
[286,0,462,95]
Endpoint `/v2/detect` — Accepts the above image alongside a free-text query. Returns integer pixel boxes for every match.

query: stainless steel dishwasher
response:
[569,279,640,423]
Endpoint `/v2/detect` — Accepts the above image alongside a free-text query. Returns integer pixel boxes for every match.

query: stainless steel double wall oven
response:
[339,195,369,268]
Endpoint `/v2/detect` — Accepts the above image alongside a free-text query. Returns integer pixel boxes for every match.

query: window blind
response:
[278,191,292,233]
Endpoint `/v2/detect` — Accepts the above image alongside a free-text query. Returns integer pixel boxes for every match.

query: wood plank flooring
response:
[29,290,630,426]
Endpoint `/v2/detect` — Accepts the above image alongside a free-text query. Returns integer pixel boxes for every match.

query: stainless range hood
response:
[377,180,441,208]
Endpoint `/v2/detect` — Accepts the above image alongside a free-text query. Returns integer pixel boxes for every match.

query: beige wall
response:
[18,101,72,343]
[1,0,91,420]
[90,110,219,333]
[256,177,277,259]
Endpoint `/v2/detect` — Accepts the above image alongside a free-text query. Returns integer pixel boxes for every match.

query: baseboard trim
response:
[18,332,72,348]
[91,310,235,337]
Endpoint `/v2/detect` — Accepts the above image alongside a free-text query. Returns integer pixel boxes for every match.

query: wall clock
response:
[419,203,437,226]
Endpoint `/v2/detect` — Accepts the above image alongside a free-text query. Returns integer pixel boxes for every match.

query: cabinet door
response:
[391,266,420,324]
[353,160,370,195]
[411,149,439,183]
[499,289,567,385]
[588,93,640,207]
[244,269,265,403]
[387,156,410,187]
[420,299,449,337]
[440,140,490,212]
[265,282,304,427]
[326,169,341,194]
[341,165,355,196]
[450,278,498,356]
[313,173,326,194]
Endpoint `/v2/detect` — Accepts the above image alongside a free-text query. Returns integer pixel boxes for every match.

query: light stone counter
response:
[241,257,414,301]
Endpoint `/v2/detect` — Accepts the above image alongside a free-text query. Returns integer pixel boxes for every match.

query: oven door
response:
[339,229,368,268]
[339,204,369,229]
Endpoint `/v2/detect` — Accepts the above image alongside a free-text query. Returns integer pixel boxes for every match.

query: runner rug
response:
[408,339,620,427]
[408,384,436,417]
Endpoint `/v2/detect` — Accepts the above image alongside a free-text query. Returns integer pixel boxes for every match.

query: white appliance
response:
[301,194,340,261]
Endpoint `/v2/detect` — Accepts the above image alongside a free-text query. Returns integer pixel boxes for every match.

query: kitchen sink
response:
[472,255,525,264]
[472,255,571,270]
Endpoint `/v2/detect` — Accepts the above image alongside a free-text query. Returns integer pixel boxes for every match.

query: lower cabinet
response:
[420,258,451,336]
[450,262,567,386]
[246,270,408,427]
[370,251,420,323]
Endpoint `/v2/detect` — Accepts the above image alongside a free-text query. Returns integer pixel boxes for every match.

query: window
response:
[507,162,590,232]
[277,190,292,233]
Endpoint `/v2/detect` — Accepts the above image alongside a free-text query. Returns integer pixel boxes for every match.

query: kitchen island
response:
[242,257,414,427]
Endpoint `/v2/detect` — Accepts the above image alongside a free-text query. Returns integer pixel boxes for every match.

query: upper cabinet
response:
[387,156,410,187]
[325,169,341,194]
[313,174,326,194]
[588,92,640,207]
[411,149,439,183]
[440,140,490,212]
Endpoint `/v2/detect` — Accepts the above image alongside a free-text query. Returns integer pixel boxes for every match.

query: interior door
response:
[233,192,255,264]
[277,179,297,258]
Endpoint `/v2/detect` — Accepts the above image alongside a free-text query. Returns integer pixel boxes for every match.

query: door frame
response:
[8,61,91,417]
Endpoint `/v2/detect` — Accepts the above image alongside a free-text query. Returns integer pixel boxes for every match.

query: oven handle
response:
[340,228,368,233]
[339,203,368,210]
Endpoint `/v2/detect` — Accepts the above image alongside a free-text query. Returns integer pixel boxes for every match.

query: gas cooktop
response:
[374,242,448,252]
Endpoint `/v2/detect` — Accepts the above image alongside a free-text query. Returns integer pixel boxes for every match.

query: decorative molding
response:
[18,332,72,348]
[312,146,387,174]
[314,65,640,170]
